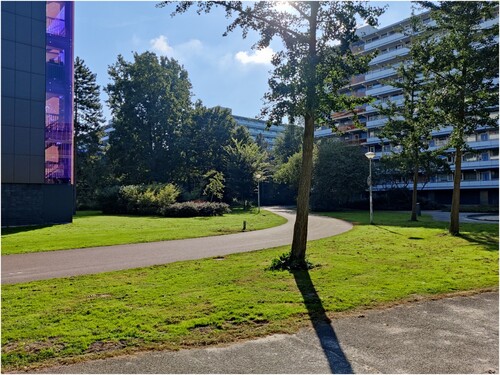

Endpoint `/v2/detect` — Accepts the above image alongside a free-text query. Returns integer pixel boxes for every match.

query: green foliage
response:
[74,57,105,209]
[272,124,303,164]
[311,139,368,211]
[160,201,231,217]
[224,138,270,203]
[203,170,225,202]
[273,150,303,194]
[98,183,180,215]
[105,52,192,185]
[180,102,237,193]
[268,252,314,271]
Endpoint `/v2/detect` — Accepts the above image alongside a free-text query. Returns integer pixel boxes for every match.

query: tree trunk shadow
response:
[292,269,354,374]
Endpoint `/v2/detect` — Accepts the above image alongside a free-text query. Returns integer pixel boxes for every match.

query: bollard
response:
[242,220,247,231]
[416,202,421,216]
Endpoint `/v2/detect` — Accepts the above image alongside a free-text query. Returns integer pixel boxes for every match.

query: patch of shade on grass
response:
[1,212,497,370]
[1,208,286,255]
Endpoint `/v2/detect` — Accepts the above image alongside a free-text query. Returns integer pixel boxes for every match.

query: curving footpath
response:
[1,207,352,285]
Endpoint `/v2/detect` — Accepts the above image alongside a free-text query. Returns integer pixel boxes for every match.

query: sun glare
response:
[272,1,293,13]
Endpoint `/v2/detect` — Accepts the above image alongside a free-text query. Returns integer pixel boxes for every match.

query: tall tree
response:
[73,57,105,208]
[160,1,383,265]
[180,101,236,192]
[376,48,439,221]
[414,2,499,234]
[105,52,192,185]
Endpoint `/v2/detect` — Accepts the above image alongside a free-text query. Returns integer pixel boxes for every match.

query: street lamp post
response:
[365,151,375,225]
[255,173,262,213]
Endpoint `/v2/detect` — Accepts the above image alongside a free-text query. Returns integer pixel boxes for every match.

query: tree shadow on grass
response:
[458,232,499,252]
[292,269,353,374]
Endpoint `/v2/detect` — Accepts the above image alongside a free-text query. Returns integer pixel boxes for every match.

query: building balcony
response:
[364,32,407,51]
[461,159,499,169]
[468,139,499,150]
[366,117,389,128]
[369,48,410,66]
[365,67,397,82]
[366,84,400,97]
[420,179,499,190]
[366,98,404,112]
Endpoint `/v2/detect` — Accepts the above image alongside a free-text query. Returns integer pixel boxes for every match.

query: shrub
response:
[268,252,315,271]
[160,201,231,217]
[98,183,180,215]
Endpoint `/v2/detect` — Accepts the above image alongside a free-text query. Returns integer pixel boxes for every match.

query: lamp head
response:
[365,151,376,160]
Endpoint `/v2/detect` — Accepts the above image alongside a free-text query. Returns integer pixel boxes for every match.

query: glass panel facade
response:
[45,1,73,184]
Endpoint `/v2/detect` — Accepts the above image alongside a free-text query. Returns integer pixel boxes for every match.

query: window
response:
[490,149,499,160]
[481,152,489,161]
[480,133,489,141]
[489,130,499,140]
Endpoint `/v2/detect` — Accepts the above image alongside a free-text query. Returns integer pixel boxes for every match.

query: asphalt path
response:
[1,207,352,284]
[29,291,499,374]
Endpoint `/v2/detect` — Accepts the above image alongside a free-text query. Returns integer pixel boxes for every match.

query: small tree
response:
[203,170,225,202]
[414,1,499,234]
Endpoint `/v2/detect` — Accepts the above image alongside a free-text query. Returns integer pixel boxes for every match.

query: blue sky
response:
[74,1,420,123]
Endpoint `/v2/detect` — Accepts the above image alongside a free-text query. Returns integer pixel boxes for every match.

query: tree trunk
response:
[449,148,462,235]
[410,164,418,221]
[290,112,315,261]
[290,1,318,262]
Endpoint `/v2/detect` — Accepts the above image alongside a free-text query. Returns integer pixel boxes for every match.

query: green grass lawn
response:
[1,208,287,255]
[1,211,498,371]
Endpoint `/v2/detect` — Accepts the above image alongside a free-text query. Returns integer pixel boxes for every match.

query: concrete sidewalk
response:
[31,292,499,374]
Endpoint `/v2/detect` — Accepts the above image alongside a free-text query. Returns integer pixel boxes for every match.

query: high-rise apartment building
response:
[1,1,74,226]
[316,12,499,206]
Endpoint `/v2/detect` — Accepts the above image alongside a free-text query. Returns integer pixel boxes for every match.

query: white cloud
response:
[150,35,174,55]
[235,47,274,65]
[149,35,204,62]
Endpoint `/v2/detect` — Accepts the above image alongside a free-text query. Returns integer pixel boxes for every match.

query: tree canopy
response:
[105,52,192,185]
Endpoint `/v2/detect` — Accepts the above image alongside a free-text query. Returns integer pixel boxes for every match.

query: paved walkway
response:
[30,292,499,374]
[423,210,499,224]
[1,207,352,284]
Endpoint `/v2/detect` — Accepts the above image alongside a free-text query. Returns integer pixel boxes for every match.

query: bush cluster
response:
[98,184,180,215]
[160,201,231,217]
[98,184,231,217]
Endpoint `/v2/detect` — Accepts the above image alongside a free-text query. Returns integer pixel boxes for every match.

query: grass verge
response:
[1,211,498,371]
[1,208,286,255]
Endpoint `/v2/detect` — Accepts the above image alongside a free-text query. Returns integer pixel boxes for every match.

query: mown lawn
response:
[1,212,497,371]
[1,208,286,255]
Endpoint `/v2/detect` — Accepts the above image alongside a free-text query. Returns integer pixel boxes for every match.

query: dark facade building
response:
[1,1,74,226]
